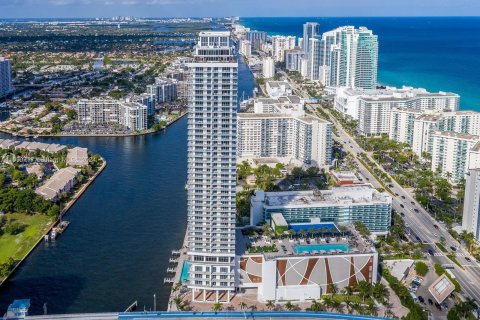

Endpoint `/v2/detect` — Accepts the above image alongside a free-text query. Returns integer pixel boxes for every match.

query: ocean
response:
[240,17,480,110]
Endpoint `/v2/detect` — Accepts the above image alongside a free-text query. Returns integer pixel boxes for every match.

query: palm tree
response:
[322,296,334,311]
[173,297,183,311]
[288,229,295,239]
[299,229,307,239]
[332,300,342,313]
[356,280,372,303]
[308,227,316,238]
[372,282,389,304]
[284,300,295,311]
[350,302,362,315]
[320,227,328,238]
[265,300,275,311]
[328,283,338,297]
[239,301,247,310]
[308,299,324,312]
[212,302,223,313]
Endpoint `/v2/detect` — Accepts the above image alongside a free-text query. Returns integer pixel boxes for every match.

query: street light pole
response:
[154,293,156,312]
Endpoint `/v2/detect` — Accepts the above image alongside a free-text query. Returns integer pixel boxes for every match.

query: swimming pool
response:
[180,261,190,283]
[293,243,350,253]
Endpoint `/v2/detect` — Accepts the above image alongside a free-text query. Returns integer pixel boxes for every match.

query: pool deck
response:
[167,227,189,311]
[237,225,375,259]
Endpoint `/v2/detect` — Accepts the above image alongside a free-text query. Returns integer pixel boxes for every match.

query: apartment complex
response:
[75,99,148,131]
[462,168,480,242]
[262,57,275,79]
[307,26,378,89]
[334,86,460,135]
[250,185,392,234]
[186,31,237,302]
[431,131,480,183]
[284,49,304,72]
[239,40,252,57]
[272,36,296,62]
[0,57,13,98]
[146,77,178,104]
[246,30,267,50]
[237,96,332,167]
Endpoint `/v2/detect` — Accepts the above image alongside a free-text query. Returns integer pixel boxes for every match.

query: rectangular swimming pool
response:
[180,261,190,283]
[293,243,349,253]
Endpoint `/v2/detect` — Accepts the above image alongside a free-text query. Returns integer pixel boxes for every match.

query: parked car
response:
[400,204,405,208]
[465,257,471,262]
[435,302,442,311]
[428,249,434,256]
[450,246,457,251]
[400,212,405,217]
[418,296,425,303]
[428,299,433,305]
[434,224,439,229]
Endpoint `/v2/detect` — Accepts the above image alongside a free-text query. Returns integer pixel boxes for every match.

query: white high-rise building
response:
[319,26,378,89]
[239,40,252,57]
[262,57,275,79]
[462,167,480,242]
[431,131,479,183]
[302,22,320,54]
[272,36,296,62]
[186,31,237,302]
[0,58,13,98]
[75,99,147,131]
[334,86,460,135]
[146,77,177,104]
[237,96,332,167]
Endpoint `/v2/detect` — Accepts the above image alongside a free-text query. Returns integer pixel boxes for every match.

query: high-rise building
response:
[431,131,479,183]
[186,31,237,302]
[237,96,332,167]
[302,22,320,54]
[307,37,322,80]
[146,77,178,104]
[284,49,303,72]
[239,40,252,57]
[0,57,13,98]
[262,57,275,79]
[272,36,296,62]
[321,26,378,89]
[462,168,480,242]
[247,30,267,50]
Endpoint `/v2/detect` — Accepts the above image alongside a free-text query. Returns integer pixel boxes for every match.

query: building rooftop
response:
[259,185,391,208]
[428,274,455,304]
[36,167,81,200]
[433,130,480,141]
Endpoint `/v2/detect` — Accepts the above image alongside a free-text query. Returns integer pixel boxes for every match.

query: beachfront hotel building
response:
[75,99,147,131]
[313,26,378,89]
[284,49,304,72]
[431,131,480,183]
[462,168,480,242]
[389,109,480,157]
[186,31,237,302]
[334,86,460,135]
[237,96,332,167]
[250,185,392,235]
[0,57,13,98]
[246,30,267,50]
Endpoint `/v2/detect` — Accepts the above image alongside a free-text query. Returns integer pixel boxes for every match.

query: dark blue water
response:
[241,17,480,110]
[0,57,254,315]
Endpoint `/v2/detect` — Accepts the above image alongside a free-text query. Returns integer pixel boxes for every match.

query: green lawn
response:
[0,213,53,265]
[436,242,448,253]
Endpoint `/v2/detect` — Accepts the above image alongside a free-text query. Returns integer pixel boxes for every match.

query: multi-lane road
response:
[304,102,480,302]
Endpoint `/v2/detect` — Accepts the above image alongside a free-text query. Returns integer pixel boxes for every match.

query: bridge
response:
[25,311,392,320]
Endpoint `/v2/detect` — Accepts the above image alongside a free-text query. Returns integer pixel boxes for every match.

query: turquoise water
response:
[294,244,350,253]
[180,261,190,283]
[241,17,480,110]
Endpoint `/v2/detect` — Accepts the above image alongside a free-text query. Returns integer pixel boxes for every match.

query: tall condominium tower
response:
[186,31,238,302]
[302,22,320,54]
[328,27,378,89]
[0,58,13,98]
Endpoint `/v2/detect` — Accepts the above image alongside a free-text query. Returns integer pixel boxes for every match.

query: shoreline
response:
[0,158,108,287]
[0,111,188,138]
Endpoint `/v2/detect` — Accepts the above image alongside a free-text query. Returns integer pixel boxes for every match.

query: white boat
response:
[50,228,57,240]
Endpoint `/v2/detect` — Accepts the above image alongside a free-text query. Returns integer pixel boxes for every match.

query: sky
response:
[0,0,480,19]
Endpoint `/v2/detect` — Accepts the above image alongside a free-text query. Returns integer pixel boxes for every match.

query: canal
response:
[0,57,255,314]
